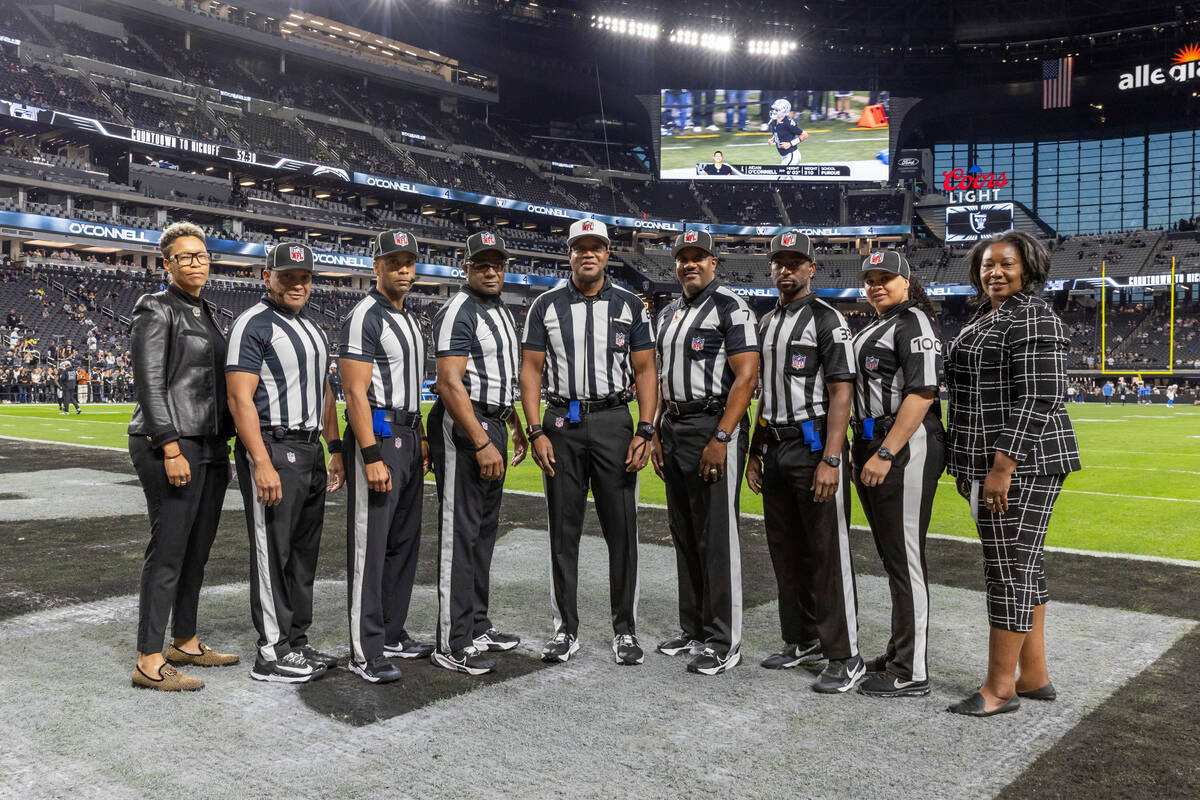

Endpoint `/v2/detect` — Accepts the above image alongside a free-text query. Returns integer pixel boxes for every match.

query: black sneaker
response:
[472,628,520,652]
[541,632,579,663]
[686,647,741,675]
[857,671,931,698]
[348,656,403,684]
[295,644,339,670]
[612,634,644,666]
[249,651,326,684]
[657,634,703,656]
[383,638,435,660]
[760,639,823,669]
[432,646,495,676]
[812,655,867,694]
[863,653,890,673]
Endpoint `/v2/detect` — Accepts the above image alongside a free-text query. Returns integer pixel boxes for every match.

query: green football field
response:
[659,90,889,174]
[1,401,1196,560]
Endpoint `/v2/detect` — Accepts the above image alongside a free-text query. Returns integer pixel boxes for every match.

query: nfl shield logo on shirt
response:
[393,232,409,246]
[792,354,806,369]
[288,245,304,262]
[691,336,705,352]
[481,232,496,246]
[615,332,626,346]
[286,451,296,463]
[865,355,880,370]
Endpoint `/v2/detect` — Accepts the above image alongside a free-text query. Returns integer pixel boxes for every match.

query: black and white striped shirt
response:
[852,300,942,420]
[432,287,519,407]
[522,279,653,400]
[226,296,330,430]
[655,279,758,402]
[758,292,856,425]
[339,287,426,414]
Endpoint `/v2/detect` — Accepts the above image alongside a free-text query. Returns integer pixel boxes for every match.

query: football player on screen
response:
[767,99,809,166]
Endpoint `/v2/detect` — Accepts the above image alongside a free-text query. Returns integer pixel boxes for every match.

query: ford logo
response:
[898,157,919,167]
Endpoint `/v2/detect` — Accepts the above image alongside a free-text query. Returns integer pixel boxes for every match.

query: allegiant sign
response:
[1118,44,1200,90]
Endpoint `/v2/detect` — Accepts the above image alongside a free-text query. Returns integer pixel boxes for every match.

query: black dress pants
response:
[131,435,230,654]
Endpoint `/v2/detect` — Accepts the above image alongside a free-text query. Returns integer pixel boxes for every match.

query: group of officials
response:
[127,218,1076,718]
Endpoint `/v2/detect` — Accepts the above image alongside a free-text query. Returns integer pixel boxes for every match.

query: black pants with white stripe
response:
[234,438,327,663]
[130,435,229,654]
[851,415,945,681]
[542,404,639,639]
[428,400,506,654]
[660,410,748,656]
[344,423,423,666]
[761,432,858,661]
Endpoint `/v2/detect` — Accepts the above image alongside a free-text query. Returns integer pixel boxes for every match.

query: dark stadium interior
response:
[0,0,1198,796]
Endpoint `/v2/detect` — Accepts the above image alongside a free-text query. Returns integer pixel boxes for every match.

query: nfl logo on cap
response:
[869,252,885,265]
[394,232,409,246]
[684,231,698,243]
[781,232,797,247]
[482,232,496,246]
[792,353,806,369]
[582,220,594,232]
[288,245,305,262]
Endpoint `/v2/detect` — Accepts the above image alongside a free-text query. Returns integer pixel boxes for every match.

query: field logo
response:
[1119,44,1200,90]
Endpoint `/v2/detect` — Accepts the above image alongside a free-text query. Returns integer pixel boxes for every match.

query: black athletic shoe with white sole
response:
[249,651,326,684]
[348,656,403,684]
[612,634,644,666]
[760,639,824,669]
[295,644,339,670]
[657,634,703,656]
[383,639,435,660]
[686,647,741,675]
[472,628,520,652]
[812,655,867,693]
[541,632,579,663]
[857,671,931,698]
[432,646,495,676]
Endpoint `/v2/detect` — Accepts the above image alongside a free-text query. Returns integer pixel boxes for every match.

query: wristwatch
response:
[876,445,895,461]
[714,428,731,443]
[635,421,655,440]
[821,454,841,468]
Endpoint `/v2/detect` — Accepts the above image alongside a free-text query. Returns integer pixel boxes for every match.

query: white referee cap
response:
[567,219,610,248]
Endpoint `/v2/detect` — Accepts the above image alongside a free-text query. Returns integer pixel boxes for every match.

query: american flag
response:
[1042,56,1073,109]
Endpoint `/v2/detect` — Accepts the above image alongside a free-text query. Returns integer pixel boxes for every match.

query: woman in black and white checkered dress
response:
[944,231,1081,717]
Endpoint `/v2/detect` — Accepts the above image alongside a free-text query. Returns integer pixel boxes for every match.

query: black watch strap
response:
[822,454,841,468]
[635,422,655,440]
[876,445,895,461]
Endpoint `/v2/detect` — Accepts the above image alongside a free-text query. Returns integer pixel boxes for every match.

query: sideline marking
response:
[1,437,1195,569]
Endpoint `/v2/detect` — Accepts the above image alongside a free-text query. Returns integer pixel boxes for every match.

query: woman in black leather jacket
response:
[127,222,238,691]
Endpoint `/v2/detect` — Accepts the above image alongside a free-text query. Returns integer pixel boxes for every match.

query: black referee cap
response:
[858,250,911,280]
[464,231,510,260]
[266,240,315,271]
[370,229,419,259]
[671,230,716,258]
[768,230,814,260]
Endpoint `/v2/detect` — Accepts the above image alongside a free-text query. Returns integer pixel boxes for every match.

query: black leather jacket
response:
[127,284,234,446]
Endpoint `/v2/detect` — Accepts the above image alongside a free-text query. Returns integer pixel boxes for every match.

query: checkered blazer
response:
[945,292,1081,480]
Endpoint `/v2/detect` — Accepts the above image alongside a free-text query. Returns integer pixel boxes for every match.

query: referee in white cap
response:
[339,229,434,684]
[226,241,344,684]
[428,231,528,676]
[519,218,658,666]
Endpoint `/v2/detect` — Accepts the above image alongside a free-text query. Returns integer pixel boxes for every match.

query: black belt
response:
[471,400,513,422]
[262,427,321,443]
[351,408,421,429]
[546,393,629,414]
[764,419,826,441]
[851,415,896,439]
[664,397,724,418]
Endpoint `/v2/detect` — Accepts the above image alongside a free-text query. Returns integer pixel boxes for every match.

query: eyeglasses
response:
[467,261,505,273]
[170,253,211,267]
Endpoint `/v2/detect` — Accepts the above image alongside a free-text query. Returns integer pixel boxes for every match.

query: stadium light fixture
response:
[747,39,797,56]
[591,15,659,40]
[669,28,732,53]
